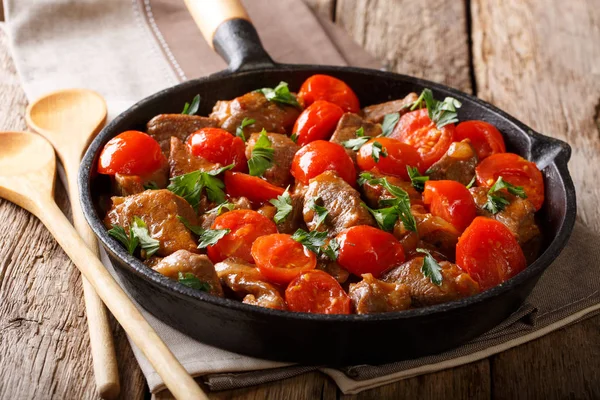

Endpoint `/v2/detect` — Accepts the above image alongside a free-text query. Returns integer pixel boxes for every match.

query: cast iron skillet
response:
[79,1,576,365]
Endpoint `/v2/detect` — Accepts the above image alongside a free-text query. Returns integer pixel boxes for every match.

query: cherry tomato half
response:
[298,74,360,113]
[456,217,527,291]
[292,100,344,146]
[186,128,247,172]
[390,108,455,172]
[291,140,356,186]
[356,137,422,180]
[423,180,476,232]
[475,153,544,210]
[207,209,278,263]
[455,120,506,160]
[98,131,165,175]
[251,234,317,284]
[224,171,285,205]
[336,226,405,278]
[285,270,351,314]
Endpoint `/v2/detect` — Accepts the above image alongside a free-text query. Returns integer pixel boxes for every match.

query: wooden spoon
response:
[0,131,207,400]
[25,89,120,398]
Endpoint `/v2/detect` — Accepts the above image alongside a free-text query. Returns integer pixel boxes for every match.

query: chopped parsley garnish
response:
[181,94,201,115]
[248,129,274,177]
[466,176,476,189]
[236,117,255,142]
[380,112,400,137]
[410,88,462,129]
[363,204,400,232]
[108,225,138,255]
[483,176,527,214]
[406,166,429,192]
[342,126,369,151]
[416,248,443,286]
[177,272,211,292]
[269,188,293,224]
[290,133,298,143]
[307,197,328,229]
[255,81,301,109]
[371,141,388,162]
[167,164,233,209]
[322,238,340,261]
[143,181,159,190]
[108,216,159,259]
[206,202,236,216]
[177,215,230,248]
[291,229,328,254]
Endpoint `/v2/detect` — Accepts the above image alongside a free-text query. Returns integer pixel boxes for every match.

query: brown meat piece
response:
[245,132,299,187]
[317,259,350,285]
[210,91,300,135]
[214,258,286,310]
[427,140,478,185]
[360,170,423,208]
[303,171,375,237]
[257,192,305,234]
[152,250,223,297]
[199,197,252,230]
[113,161,170,196]
[104,189,199,256]
[349,273,412,314]
[382,258,479,306]
[330,113,382,164]
[147,114,218,155]
[169,136,219,177]
[361,92,419,123]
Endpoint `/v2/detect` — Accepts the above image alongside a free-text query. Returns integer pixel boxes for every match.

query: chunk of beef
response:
[152,250,223,297]
[317,259,350,285]
[210,91,300,135]
[382,258,479,306]
[330,113,382,164]
[360,170,423,209]
[169,136,219,178]
[214,258,286,310]
[361,92,419,123]
[199,197,252,230]
[427,140,478,185]
[113,161,169,196]
[257,192,305,234]
[245,132,299,187]
[104,189,199,256]
[349,273,411,314]
[147,114,218,155]
[303,171,375,237]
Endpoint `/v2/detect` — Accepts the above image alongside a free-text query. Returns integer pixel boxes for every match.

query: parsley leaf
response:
[371,141,388,162]
[482,176,527,214]
[130,216,160,258]
[410,89,462,129]
[416,248,443,286]
[206,202,236,216]
[177,272,211,292]
[363,204,400,232]
[236,117,255,142]
[489,176,527,198]
[466,176,476,189]
[322,238,340,261]
[181,94,201,115]
[483,194,511,214]
[290,133,298,143]
[291,229,328,254]
[177,215,230,248]
[269,189,293,223]
[307,197,328,229]
[143,181,159,190]
[406,166,429,192]
[342,127,369,151]
[108,225,138,255]
[381,112,400,137]
[167,164,233,209]
[255,81,301,109]
[248,129,274,177]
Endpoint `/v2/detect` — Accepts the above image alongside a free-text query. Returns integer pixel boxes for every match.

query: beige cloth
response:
[4,0,599,395]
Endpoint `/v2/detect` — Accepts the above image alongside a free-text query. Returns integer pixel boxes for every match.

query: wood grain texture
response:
[303,0,335,20]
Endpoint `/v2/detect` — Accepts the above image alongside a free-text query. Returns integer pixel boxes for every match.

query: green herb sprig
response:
[483,176,527,214]
[342,126,369,151]
[167,164,234,210]
[177,272,211,292]
[380,112,400,137]
[371,141,388,162]
[406,166,429,192]
[307,197,329,229]
[177,216,230,248]
[236,117,255,142]
[108,216,160,259]
[416,248,443,286]
[269,188,293,224]
[410,89,462,129]
[181,94,201,115]
[248,129,274,177]
[255,81,301,109]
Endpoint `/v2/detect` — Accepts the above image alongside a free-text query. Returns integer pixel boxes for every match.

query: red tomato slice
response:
[336,226,405,278]
[475,153,544,210]
[186,128,247,172]
[98,130,166,175]
[285,270,351,314]
[455,120,506,160]
[423,180,476,232]
[356,137,422,180]
[292,100,344,146]
[224,171,285,205]
[298,74,360,113]
[390,108,455,172]
[291,140,356,186]
[207,209,278,263]
[251,234,317,284]
[456,217,527,291]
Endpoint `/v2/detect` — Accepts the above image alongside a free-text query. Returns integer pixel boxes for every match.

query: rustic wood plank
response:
[303,0,335,20]
[0,27,145,400]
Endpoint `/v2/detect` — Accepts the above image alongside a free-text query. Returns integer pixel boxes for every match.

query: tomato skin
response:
[291,140,356,186]
[356,137,422,180]
[298,74,360,113]
[207,210,278,263]
[292,100,344,146]
[251,234,317,284]
[186,128,247,172]
[475,153,544,210]
[455,120,506,160]
[224,171,285,205]
[456,217,527,291]
[98,131,166,175]
[285,270,351,314]
[390,108,455,172]
[423,180,477,232]
[336,226,405,278]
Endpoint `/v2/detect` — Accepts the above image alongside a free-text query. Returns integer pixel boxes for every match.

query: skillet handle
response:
[184,0,275,71]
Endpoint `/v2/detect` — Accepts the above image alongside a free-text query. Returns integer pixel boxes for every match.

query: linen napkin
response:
[4,0,599,395]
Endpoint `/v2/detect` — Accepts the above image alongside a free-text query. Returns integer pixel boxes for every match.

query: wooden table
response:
[0,1,598,399]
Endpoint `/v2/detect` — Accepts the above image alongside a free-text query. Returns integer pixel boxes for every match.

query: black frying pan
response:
[79,1,576,365]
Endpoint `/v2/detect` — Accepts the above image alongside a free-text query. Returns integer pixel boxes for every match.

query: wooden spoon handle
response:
[38,199,207,400]
[184,0,249,48]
